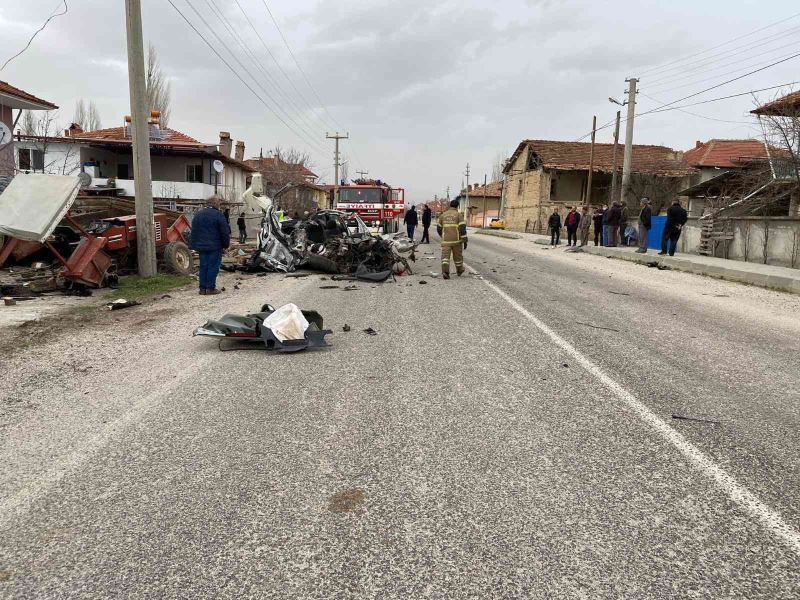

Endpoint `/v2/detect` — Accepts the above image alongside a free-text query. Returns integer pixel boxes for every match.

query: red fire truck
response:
[333,179,405,233]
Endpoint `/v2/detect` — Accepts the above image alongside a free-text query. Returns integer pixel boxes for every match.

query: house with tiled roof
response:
[0,80,58,184]
[243,154,318,198]
[14,116,255,212]
[454,180,503,227]
[501,139,695,233]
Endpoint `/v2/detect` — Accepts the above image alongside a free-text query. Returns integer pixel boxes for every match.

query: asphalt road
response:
[1,233,799,598]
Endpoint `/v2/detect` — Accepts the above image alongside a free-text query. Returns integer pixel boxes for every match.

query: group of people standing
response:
[548,197,688,256]
[404,204,433,243]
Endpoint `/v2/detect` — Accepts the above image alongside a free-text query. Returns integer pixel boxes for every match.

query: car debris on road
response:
[227,208,416,282]
[193,302,332,353]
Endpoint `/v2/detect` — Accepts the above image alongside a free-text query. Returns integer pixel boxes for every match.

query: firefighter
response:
[437,199,467,279]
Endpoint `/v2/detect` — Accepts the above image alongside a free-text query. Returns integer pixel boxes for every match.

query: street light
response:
[608,97,627,107]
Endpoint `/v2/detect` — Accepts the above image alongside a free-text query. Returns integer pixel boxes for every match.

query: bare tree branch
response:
[146,43,172,127]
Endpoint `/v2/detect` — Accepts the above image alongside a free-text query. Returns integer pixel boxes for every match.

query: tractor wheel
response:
[163,241,193,275]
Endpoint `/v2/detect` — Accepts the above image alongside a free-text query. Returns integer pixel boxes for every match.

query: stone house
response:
[273,181,327,216]
[243,154,318,198]
[501,139,694,233]
[454,181,503,227]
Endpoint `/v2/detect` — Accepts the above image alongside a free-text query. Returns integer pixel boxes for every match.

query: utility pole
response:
[621,78,638,203]
[124,0,157,277]
[326,132,349,208]
[610,110,621,204]
[482,173,487,227]
[464,163,470,221]
[446,186,450,201]
[585,115,596,208]
[356,169,369,179]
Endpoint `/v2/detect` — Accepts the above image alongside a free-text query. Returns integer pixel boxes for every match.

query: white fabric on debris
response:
[263,303,309,341]
[0,174,81,242]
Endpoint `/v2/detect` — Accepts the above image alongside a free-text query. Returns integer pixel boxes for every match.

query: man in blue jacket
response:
[190,195,230,295]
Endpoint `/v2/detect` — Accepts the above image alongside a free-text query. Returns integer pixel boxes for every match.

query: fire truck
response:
[333,179,405,233]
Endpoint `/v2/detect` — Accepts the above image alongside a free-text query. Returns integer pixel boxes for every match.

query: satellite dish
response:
[212,160,224,173]
[0,122,11,145]
[77,172,92,188]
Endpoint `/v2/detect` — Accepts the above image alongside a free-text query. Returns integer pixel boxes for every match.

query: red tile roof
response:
[505,140,694,177]
[683,139,768,168]
[244,156,317,179]
[71,126,203,146]
[751,91,800,116]
[460,181,503,198]
[0,80,57,109]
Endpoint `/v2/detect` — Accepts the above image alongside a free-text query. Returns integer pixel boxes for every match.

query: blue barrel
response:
[648,216,666,250]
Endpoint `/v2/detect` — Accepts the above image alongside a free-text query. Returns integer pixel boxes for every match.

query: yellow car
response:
[489,219,506,230]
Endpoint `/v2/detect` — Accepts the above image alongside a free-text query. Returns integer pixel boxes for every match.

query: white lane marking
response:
[468,265,800,557]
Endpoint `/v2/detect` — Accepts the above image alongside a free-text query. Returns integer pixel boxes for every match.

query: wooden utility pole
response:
[124,0,157,277]
[356,169,369,179]
[610,110,621,204]
[621,78,638,202]
[326,132,349,208]
[464,163,470,221]
[482,173,487,227]
[585,115,596,208]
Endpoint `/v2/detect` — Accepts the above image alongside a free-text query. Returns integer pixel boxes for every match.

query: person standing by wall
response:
[619,200,630,246]
[421,204,432,243]
[636,198,652,253]
[593,206,604,246]
[404,205,418,240]
[659,199,688,256]
[564,206,581,247]
[237,212,247,244]
[579,206,592,246]
[190,195,230,295]
[548,208,562,246]
[607,201,622,247]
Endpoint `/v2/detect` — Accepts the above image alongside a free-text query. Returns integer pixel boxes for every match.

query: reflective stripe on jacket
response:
[437,208,466,245]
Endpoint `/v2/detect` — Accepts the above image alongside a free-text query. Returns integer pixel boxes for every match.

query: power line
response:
[165,0,326,155]
[640,92,754,125]
[259,0,343,131]
[575,81,798,141]
[202,0,323,139]
[231,0,336,133]
[181,0,326,153]
[646,34,800,89]
[1,1,68,71]
[638,11,800,77]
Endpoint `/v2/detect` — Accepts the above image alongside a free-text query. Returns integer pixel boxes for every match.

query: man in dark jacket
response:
[636,198,652,253]
[564,206,581,246]
[548,209,562,246]
[606,202,622,247]
[404,205,418,240]
[237,212,247,244]
[190,195,230,295]
[659,199,688,256]
[420,204,432,243]
[601,205,610,246]
[593,206,604,246]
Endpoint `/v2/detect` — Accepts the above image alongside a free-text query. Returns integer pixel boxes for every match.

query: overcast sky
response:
[1,0,798,201]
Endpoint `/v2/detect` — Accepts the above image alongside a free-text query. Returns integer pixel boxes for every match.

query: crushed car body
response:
[193,303,332,353]
[240,208,415,280]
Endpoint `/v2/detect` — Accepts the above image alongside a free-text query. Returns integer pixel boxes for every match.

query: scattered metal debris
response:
[419,280,428,285]
[363,327,378,336]
[193,302,331,353]
[608,291,630,296]
[672,414,721,425]
[106,298,141,310]
[319,285,340,289]
[576,321,621,332]
[342,324,351,332]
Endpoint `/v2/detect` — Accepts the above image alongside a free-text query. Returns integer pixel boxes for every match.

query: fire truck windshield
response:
[339,188,382,203]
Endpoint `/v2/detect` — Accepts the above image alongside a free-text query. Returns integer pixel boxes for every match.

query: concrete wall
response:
[14,139,81,175]
[682,216,800,268]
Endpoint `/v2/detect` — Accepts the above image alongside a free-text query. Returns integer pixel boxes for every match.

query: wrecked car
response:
[240,208,415,281]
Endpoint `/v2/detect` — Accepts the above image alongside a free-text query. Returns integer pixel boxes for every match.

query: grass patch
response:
[106,274,194,299]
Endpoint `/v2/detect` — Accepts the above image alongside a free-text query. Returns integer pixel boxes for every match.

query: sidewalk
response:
[474,228,800,295]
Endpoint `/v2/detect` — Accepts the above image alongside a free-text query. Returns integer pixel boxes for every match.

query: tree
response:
[20,110,36,135]
[146,43,172,127]
[73,98,102,131]
[18,111,80,175]
[490,150,508,183]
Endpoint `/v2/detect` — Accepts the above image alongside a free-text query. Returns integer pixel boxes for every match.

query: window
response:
[550,178,557,199]
[117,163,129,179]
[517,178,523,196]
[186,164,203,183]
[18,149,44,171]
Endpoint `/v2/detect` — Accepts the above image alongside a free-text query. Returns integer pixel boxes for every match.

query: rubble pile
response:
[236,208,416,281]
